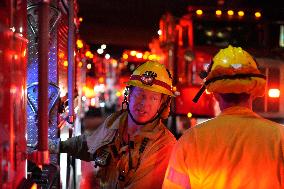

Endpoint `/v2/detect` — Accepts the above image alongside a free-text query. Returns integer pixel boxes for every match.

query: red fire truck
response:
[0,1,27,188]
[0,0,87,188]
[151,6,284,130]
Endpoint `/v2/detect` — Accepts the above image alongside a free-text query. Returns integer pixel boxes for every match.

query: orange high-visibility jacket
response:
[163,106,284,189]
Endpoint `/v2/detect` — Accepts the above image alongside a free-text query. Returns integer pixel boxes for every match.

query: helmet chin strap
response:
[127,96,171,126]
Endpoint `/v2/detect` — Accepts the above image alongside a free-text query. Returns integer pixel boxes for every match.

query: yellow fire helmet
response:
[125,61,174,96]
[193,45,266,103]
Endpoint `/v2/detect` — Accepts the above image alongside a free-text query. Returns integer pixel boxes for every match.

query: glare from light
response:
[101,44,107,49]
[31,184,37,189]
[10,27,15,32]
[217,32,224,38]
[97,48,104,54]
[91,98,96,106]
[187,112,192,118]
[123,53,128,59]
[85,51,91,57]
[10,85,17,94]
[94,84,105,93]
[111,59,117,64]
[255,12,261,18]
[268,89,280,98]
[82,96,87,101]
[76,39,83,49]
[148,54,157,60]
[143,51,150,60]
[19,27,23,33]
[105,53,110,59]
[23,49,26,57]
[63,60,68,67]
[227,10,234,16]
[144,51,150,56]
[87,63,92,69]
[206,30,213,37]
[98,77,104,83]
[196,9,203,16]
[216,10,222,16]
[112,59,118,67]
[100,102,105,107]
[116,91,122,97]
[238,11,245,17]
[59,52,65,58]
[79,17,83,22]
[136,52,143,59]
[78,61,83,67]
[130,50,137,56]
[74,106,79,114]
[158,30,162,35]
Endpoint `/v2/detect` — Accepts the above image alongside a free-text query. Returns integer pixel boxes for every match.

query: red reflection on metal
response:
[0,0,28,187]
[37,1,50,164]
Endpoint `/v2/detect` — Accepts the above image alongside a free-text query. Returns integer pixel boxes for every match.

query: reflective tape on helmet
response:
[130,75,172,92]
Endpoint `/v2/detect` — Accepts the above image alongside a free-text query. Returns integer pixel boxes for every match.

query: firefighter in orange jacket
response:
[50,61,176,188]
[163,45,284,189]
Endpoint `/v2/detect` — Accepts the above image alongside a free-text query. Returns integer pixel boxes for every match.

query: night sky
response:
[78,0,284,57]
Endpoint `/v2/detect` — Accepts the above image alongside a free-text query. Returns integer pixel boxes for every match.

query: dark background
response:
[78,0,284,57]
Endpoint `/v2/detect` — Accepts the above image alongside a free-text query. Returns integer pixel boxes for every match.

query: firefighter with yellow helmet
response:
[49,61,176,188]
[163,45,284,189]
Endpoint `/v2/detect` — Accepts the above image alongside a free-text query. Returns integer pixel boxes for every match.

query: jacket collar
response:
[220,106,261,118]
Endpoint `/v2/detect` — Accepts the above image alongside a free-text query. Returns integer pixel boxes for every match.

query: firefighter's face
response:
[129,87,162,122]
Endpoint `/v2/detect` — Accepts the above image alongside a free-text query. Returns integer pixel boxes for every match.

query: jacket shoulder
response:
[86,111,126,154]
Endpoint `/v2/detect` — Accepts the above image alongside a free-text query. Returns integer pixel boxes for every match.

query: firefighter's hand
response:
[48,138,60,154]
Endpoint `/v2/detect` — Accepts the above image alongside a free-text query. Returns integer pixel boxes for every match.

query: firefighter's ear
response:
[160,95,171,119]
[160,102,171,119]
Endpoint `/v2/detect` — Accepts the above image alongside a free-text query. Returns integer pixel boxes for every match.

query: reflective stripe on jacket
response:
[163,106,284,189]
